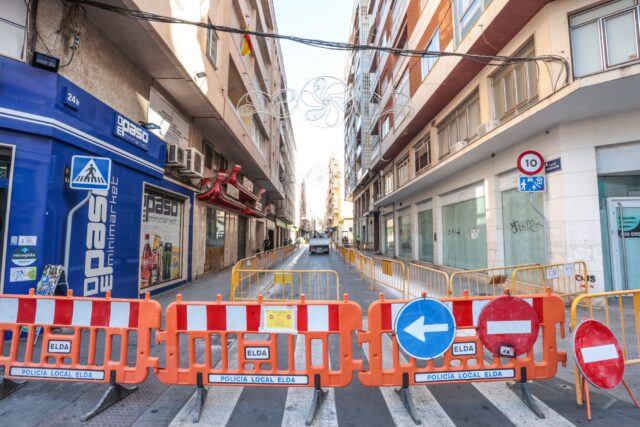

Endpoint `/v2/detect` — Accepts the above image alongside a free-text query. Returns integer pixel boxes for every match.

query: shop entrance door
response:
[237,216,247,260]
[607,197,640,290]
[0,146,14,290]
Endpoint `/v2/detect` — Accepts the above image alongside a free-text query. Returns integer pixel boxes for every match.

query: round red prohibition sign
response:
[477,296,540,357]
[573,319,624,389]
[517,150,545,176]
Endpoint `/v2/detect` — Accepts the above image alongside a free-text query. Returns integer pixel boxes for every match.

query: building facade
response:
[325,153,354,244]
[0,0,296,297]
[345,0,640,293]
[299,179,312,239]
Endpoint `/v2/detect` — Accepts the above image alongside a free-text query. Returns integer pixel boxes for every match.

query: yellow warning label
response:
[382,260,393,276]
[264,309,295,331]
[274,273,293,284]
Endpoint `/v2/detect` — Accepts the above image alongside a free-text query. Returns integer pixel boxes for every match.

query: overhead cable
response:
[71,0,569,85]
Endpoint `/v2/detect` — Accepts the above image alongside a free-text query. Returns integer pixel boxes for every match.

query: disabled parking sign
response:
[70,155,111,191]
[394,298,456,360]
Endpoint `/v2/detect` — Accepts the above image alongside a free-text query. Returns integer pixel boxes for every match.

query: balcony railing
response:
[371,142,381,165]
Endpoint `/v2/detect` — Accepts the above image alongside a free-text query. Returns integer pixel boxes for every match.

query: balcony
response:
[371,140,381,165]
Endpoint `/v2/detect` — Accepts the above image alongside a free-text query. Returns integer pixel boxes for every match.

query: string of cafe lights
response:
[69,0,570,87]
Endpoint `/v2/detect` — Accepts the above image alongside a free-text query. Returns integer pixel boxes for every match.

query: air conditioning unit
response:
[179,147,204,178]
[477,119,500,137]
[450,140,468,153]
[166,143,187,168]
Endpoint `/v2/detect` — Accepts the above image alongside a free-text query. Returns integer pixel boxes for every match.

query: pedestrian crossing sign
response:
[70,155,111,190]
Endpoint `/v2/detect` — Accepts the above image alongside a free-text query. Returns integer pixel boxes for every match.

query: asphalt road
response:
[1,248,638,426]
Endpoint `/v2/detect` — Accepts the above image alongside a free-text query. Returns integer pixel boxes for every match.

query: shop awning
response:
[224,164,265,202]
[196,172,246,211]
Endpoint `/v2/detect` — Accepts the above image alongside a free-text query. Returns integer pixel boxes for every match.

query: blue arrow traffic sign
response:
[394,298,456,360]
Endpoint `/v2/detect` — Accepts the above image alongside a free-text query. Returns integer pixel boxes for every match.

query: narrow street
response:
[1,247,637,427]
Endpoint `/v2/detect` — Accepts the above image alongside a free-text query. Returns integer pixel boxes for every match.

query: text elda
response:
[10,367,104,381]
[209,374,308,385]
[415,369,515,383]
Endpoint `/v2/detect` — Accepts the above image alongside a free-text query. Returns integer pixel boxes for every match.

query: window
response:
[455,0,492,42]
[418,209,434,262]
[140,188,186,291]
[570,1,640,77]
[218,154,229,172]
[206,21,218,66]
[385,217,395,256]
[396,157,410,186]
[394,73,410,124]
[421,30,441,80]
[384,172,394,195]
[253,117,268,155]
[382,73,391,95]
[437,91,481,158]
[0,1,27,59]
[203,141,214,170]
[442,197,488,269]
[415,138,432,174]
[206,208,226,247]
[502,189,546,266]
[398,213,412,258]
[381,116,391,138]
[492,41,538,121]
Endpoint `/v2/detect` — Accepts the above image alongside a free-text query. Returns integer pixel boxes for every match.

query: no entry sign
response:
[477,296,539,357]
[517,150,544,176]
[573,319,624,389]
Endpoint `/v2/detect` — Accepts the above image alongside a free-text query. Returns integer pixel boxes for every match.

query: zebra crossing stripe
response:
[281,335,338,427]
[168,341,243,427]
[168,320,575,427]
[473,382,575,426]
[372,331,456,427]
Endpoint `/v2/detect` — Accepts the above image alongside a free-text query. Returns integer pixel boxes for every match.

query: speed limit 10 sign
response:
[517,150,545,176]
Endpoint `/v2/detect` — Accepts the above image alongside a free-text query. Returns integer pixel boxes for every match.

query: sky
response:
[273,0,355,221]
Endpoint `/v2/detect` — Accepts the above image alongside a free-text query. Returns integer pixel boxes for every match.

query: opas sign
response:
[517,150,544,176]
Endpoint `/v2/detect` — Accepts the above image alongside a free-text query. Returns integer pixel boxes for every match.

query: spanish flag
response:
[241,31,252,56]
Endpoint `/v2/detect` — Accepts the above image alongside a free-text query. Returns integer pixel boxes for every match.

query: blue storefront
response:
[0,57,193,298]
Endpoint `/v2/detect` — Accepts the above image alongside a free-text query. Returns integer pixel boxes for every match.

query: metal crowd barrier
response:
[358,253,375,288]
[231,269,341,301]
[231,244,300,301]
[372,257,406,297]
[510,261,589,301]
[570,290,640,406]
[407,263,450,298]
[448,264,538,297]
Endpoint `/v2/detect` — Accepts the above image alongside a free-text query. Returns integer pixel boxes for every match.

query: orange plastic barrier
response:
[358,289,567,388]
[156,294,362,389]
[0,289,161,420]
